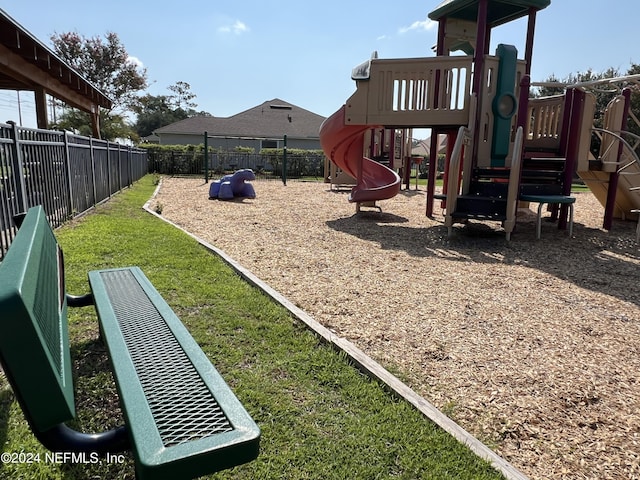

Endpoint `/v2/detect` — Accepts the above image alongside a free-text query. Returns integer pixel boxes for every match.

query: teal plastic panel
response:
[429,0,551,26]
[491,43,519,166]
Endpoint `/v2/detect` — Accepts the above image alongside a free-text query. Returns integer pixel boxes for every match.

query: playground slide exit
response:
[320,105,400,204]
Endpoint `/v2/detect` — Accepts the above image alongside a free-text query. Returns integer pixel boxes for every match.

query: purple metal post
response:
[471,0,489,163]
[516,74,531,132]
[426,135,439,217]
[559,88,586,230]
[426,18,447,217]
[524,8,537,75]
[472,0,489,97]
[389,128,396,170]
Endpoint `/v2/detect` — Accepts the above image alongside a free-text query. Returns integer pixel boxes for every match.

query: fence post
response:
[7,121,28,215]
[118,143,123,190]
[127,146,132,187]
[204,131,209,182]
[89,137,97,207]
[122,144,127,187]
[63,131,74,217]
[282,134,287,185]
[106,141,112,197]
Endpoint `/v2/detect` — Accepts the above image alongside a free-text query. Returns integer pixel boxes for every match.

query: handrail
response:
[504,126,524,241]
[531,73,640,91]
[592,127,640,173]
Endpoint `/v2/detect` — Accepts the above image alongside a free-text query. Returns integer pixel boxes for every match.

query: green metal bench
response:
[0,205,260,479]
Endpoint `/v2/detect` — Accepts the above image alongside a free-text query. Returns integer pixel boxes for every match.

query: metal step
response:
[452,195,507,220]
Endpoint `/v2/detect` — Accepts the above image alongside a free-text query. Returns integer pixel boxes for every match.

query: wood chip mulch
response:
[154,177,640,480]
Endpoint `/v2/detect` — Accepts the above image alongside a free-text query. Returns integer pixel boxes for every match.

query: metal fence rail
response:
[1,121,148,260]
[147,150,326,182]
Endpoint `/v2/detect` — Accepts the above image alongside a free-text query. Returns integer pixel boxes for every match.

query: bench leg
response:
[632,210,640,242]
[536,203,544,240]
[37,423,129,454]
[535,202,574,239]
[568,203,574,238]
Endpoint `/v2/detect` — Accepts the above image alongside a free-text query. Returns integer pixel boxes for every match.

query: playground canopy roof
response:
[428,0,551,27]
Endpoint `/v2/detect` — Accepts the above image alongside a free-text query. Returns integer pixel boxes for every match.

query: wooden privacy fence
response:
[0,121,148,260]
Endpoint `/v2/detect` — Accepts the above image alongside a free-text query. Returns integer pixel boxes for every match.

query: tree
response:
[534,65,640,158]
[168,81,197,112]
[53,108,136,141]
[534,67,629,126]
[49,31,148,140]
[625,63,640,144]
[131,82,211,138]
[131,94,189,138]
[51,31,148,111]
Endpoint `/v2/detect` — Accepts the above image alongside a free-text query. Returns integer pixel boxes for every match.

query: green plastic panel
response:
[0,206,75,431]
[429,0,551,26]
[491,43,519,166]
[89,267,260,480]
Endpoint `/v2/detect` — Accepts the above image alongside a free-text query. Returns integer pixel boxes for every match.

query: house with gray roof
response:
[153,98,326,151]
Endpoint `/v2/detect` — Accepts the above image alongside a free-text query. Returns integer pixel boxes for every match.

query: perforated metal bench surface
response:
[0,206,259,480]
[89,267,260,479]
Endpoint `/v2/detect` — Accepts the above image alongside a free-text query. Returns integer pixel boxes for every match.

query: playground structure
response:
[319,0,640,239]
[208,169,257,200]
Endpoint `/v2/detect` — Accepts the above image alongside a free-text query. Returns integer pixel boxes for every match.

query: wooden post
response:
[34,87,48,129]
[90,105,101,139]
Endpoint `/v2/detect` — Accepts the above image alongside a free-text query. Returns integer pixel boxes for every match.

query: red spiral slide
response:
[320,105,400,204]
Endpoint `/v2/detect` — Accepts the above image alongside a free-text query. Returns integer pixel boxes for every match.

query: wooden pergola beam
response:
[0,9,112,138]
[0,44,102,126]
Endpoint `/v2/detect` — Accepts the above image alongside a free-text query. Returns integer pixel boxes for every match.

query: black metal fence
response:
[1,121,148,260]
[147,150,326,182]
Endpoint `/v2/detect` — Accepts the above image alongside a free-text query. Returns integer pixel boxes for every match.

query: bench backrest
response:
[0,205,75,432]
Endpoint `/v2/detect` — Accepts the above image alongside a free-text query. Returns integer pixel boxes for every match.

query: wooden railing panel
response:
[524,95,565,151]
[346,57,473,127]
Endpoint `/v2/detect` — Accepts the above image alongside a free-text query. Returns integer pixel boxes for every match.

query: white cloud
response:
[218,20,249,35]
[399,17,437,34]
[127,56,144,69]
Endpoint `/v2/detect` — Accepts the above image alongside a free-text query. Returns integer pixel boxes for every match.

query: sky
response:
[1,0,639,131]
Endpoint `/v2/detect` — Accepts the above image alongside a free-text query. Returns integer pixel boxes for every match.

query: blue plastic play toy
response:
[209,169,256,200]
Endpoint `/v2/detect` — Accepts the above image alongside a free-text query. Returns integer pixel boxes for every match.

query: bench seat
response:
[89,266,260,479]
[519,194,576,239]
[0,206,260,479]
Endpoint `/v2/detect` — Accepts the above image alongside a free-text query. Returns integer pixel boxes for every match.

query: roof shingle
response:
[154,98,326,139]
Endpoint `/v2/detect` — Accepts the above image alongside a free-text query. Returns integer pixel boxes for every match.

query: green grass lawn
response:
[0,176,504,479]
